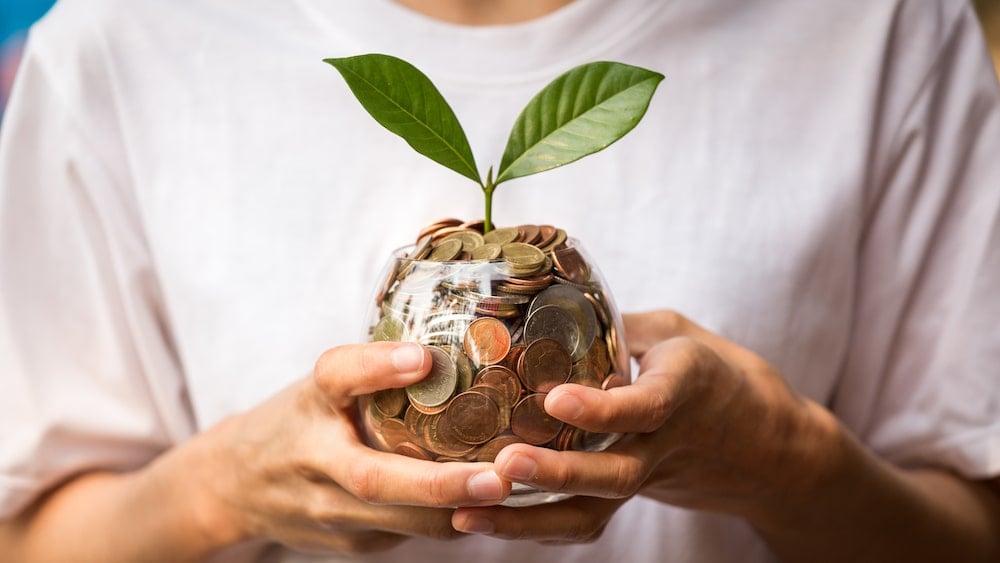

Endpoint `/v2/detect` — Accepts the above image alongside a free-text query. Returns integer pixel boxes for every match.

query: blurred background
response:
[1,0,999,127]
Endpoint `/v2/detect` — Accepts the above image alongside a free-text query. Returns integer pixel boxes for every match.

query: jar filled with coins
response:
[360,218,631,506]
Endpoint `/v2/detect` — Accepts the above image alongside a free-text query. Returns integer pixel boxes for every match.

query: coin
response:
[471,242,502,260]
[372,316,405,342]
[445,389,502,445]
[518,337,572,393]
[511,393,563,445]
[501,242,546,273]
[440,230,485,252]
[482,227,519,245]
[475,433,524,462]
[528,284,598,362]
[395,441,433,460]
[372,387,408,418]
[380,417,410,450]
[406,346,457,408]
[463,317,512,366]
[523,304,581,359]
[552,245,591,284]
[475,365,522,407]
[427,238,463,261]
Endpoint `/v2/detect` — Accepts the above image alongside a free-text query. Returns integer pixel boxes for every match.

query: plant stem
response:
[483,167,495,233]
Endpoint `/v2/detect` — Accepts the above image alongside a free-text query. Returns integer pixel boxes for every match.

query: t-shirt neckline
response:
[297,0,666,85]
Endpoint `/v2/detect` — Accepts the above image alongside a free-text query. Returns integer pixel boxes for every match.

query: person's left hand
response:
[451,310,834,543]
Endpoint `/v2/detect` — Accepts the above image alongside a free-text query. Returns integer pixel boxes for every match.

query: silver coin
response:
[528,285,598,362]
[406,346,458,408]
[523,304,581,360]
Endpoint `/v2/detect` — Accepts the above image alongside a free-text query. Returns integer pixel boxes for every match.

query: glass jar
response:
[359,223,630,506]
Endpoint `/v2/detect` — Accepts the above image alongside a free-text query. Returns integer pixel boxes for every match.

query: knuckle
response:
[642,390,673,431]
[653,309,686,335]
[313,347,341,393]
[344,459,381,503]
[417,470,453,506]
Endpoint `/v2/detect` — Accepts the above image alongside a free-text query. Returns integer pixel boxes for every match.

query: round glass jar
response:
[359,223,630,506]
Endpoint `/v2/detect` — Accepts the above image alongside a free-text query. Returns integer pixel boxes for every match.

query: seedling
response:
[325,54,663,232]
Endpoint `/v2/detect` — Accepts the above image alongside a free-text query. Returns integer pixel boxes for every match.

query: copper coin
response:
[539,228,567,252]
[551,245,591,284]
[417,218,463,241]
[475,433,524,462]
[394,441,432,460]
[517,225,541,245]
[518,338,572,392]
[463,317,511,366]
[427,412,477,458]
[475,365,523,407]
[535,225,557,249]
[445,390,502,445]
[511,393,563,445]
[503,344,526,373]
[568,360,603,388]
[380,418,410,451]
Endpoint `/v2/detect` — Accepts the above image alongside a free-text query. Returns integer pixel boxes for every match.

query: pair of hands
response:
[201,311,821,554]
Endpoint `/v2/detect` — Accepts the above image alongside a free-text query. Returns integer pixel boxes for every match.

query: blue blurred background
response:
[1,0,56,124]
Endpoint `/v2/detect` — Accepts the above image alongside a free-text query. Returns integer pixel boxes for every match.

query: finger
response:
[544,338,713,434]
[452,496,626,542]
[492,442,652,499]
[323,441,511,507]
[624,310,759,368]
[313,342,431,407]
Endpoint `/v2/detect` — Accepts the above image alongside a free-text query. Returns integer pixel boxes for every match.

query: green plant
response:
[325,54,663,232]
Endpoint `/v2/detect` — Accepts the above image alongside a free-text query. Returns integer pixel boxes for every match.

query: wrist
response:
[140,416,252,556]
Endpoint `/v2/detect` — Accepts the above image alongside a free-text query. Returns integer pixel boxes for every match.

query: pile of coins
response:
[361,218,627,462]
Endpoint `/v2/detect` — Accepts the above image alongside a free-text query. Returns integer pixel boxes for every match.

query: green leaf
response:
[324,54,481,185]
[496,62,664,185]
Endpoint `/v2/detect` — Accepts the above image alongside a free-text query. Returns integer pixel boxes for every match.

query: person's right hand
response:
[187,341,511,555]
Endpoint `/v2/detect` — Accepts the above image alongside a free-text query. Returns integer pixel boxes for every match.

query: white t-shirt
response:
[1,0,998,561]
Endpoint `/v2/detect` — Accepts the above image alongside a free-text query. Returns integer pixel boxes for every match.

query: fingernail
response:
[458,515,494,534]
[467,471,504,501]
[549,392,584,421]
[503,453,537,482]
[391,344,425,373]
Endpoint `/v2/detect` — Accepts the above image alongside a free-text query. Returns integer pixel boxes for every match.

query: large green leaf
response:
[496,62,664,185]
[324,54,481,185]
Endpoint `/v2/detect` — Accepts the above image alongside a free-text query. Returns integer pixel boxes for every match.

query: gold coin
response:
[470,242,502,261]
[372,387,408,418]
[483,227,519,245]
[427,238,463,261]
[501,242,546,271]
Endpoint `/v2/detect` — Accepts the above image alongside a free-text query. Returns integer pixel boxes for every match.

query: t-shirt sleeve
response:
[0,17,196,519]
[832,2,1000,479]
